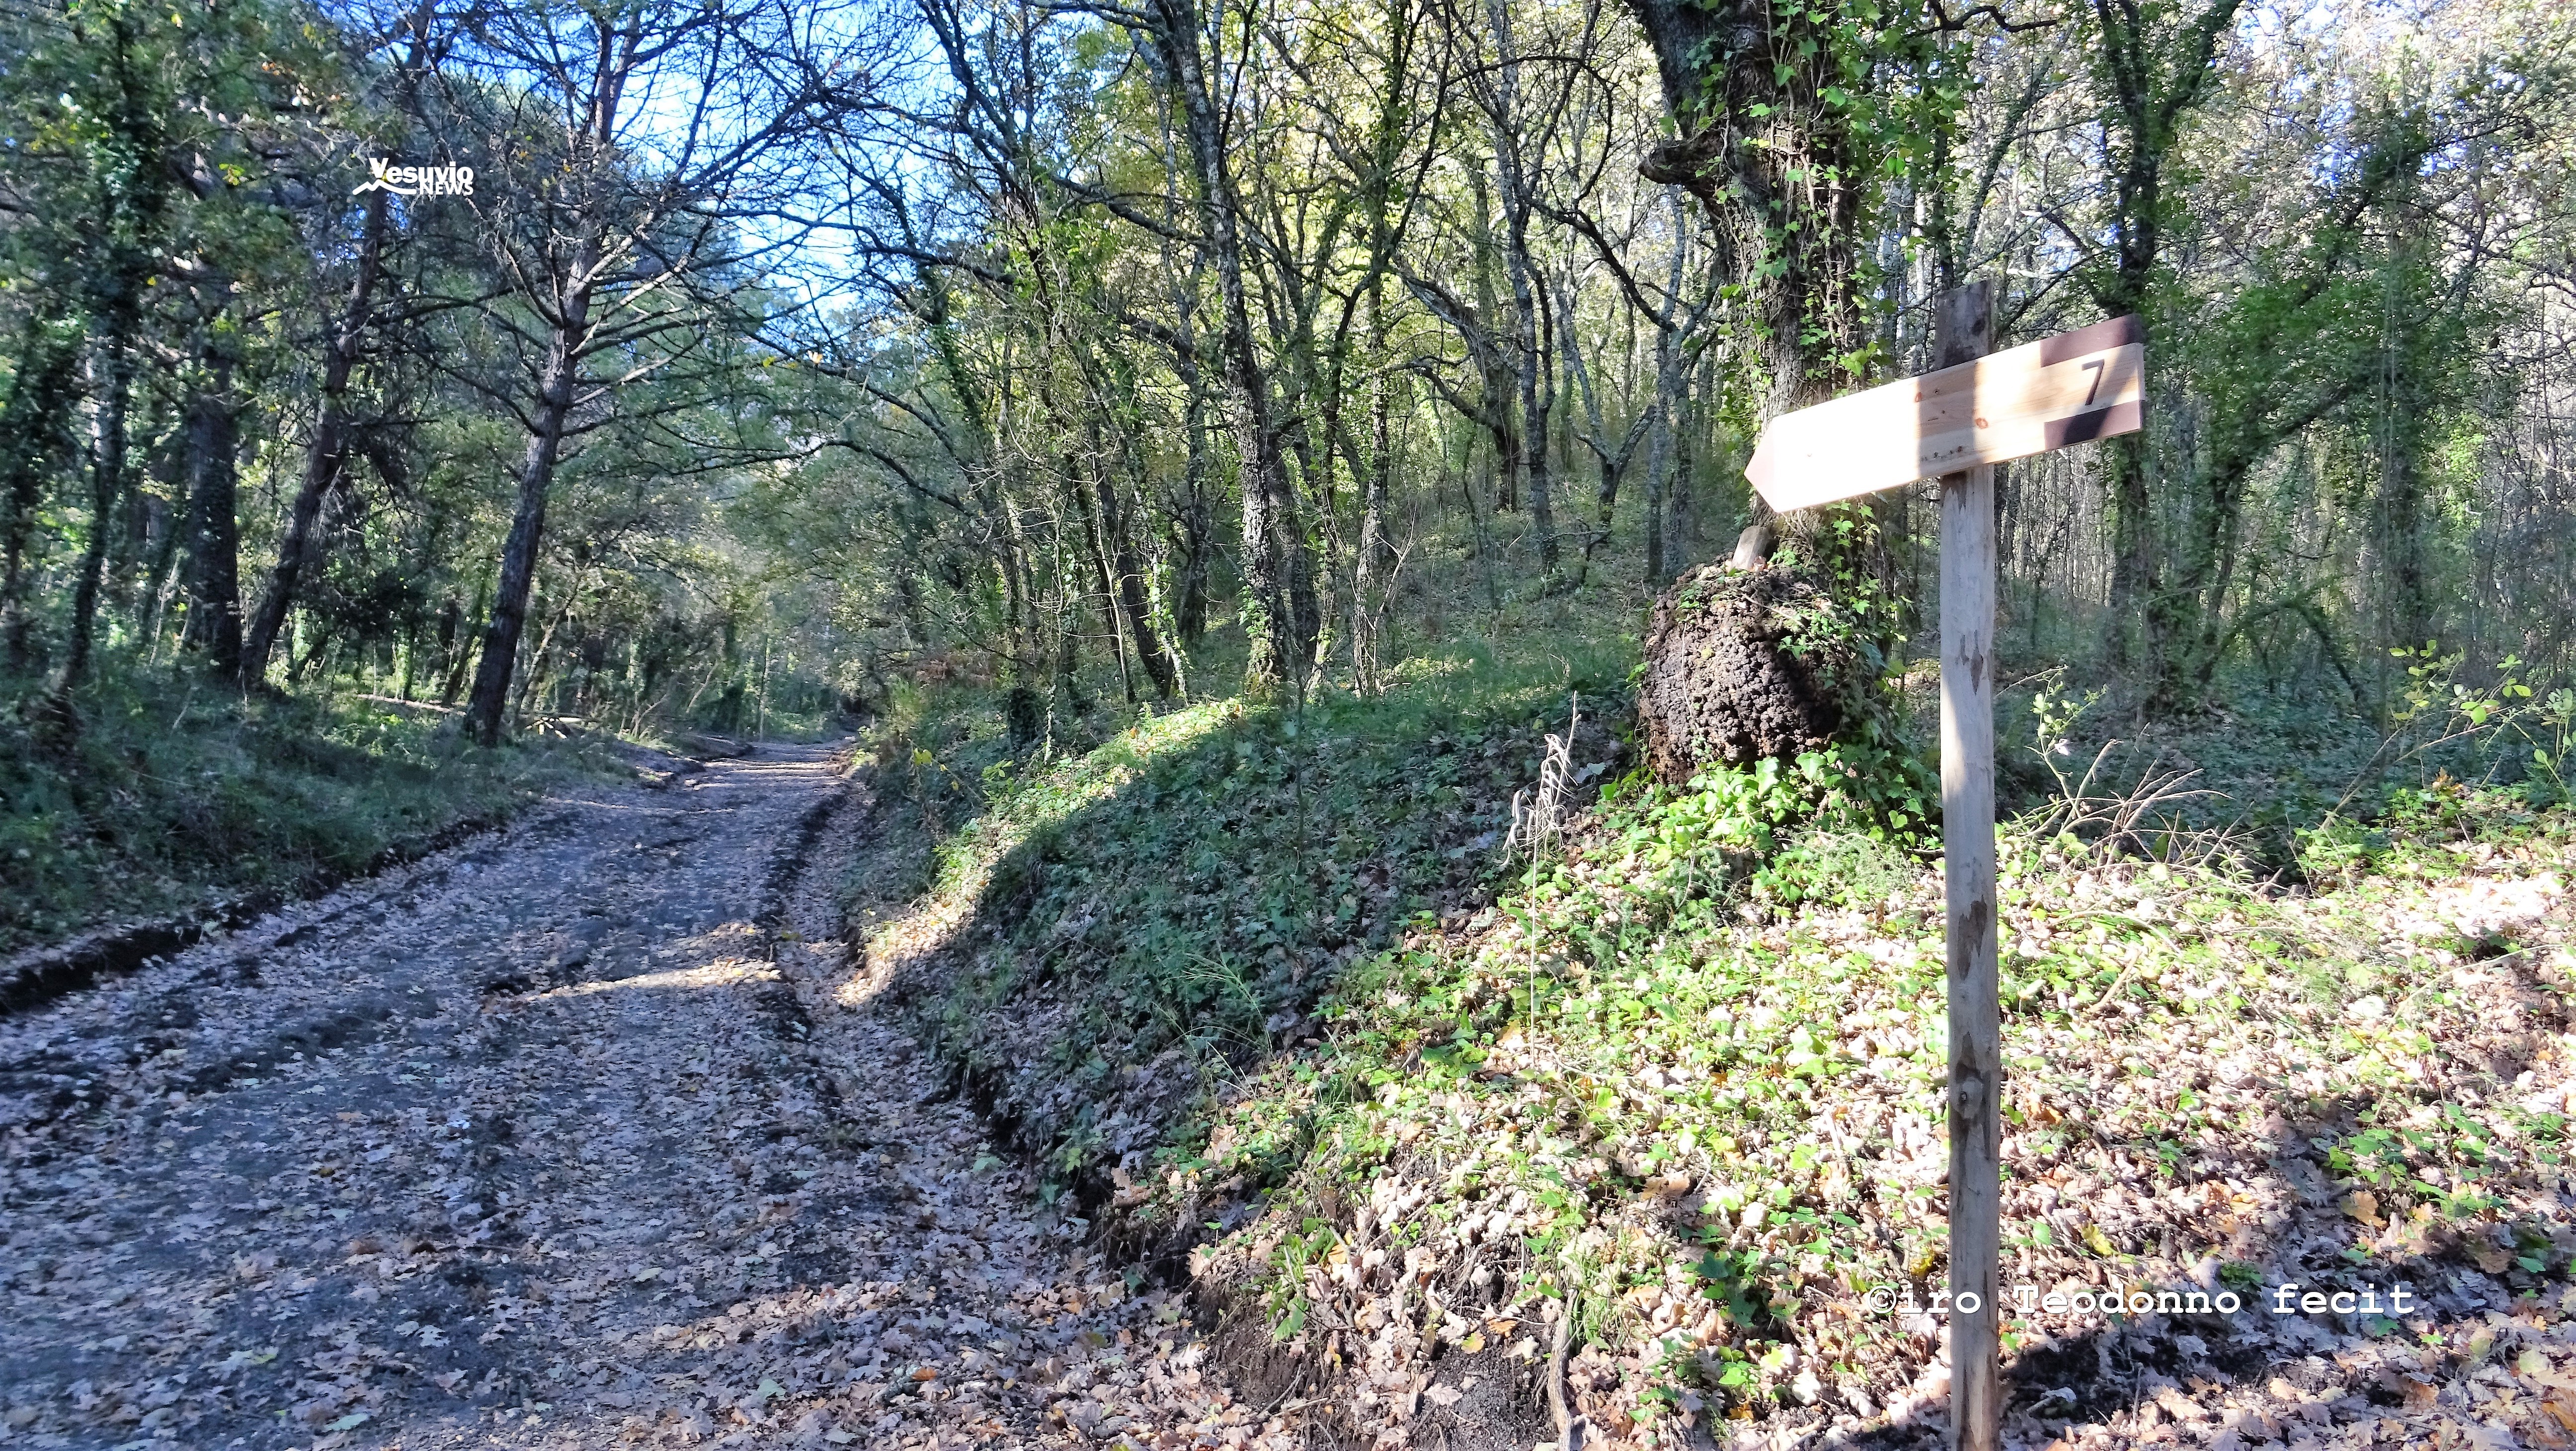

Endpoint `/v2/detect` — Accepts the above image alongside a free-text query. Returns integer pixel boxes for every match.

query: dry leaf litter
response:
[0,744,1289,1450]
[1153,812,2576,1451]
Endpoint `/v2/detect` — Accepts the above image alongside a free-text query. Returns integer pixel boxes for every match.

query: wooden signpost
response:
[1744,286,2145,1451]
[1746,308,2144,510]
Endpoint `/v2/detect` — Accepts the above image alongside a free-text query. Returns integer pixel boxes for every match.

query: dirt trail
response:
[0,745,1288,1450]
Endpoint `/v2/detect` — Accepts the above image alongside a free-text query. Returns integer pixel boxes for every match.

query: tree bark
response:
[1172,349,1213,647]
[465,256,595,746]
[53,342,135,707]
[1141,0,1319,690]
[441,571,486,707]
[1483,0,1556,572]
[46,7,170,726]
[1349,0,1419,689]
[1067,452,1137,703]
[179,334,246,676]
[1622,0,1866,425]
[1508,214,1557,571]
[135,473,181,661]
[0,316,80,675]
[1466,172,1517,512]
[1095,464,1177,699]
[243,186,390,686]
[1352,324,1395,690]
[2074,0,2245,672]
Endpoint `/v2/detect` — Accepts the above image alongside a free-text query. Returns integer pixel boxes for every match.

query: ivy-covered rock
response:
[1634,558,1873,785]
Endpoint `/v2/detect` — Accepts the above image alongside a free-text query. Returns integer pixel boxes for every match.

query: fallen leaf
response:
[2548,1393,2576,1433]
[2153,1386,2206,1423]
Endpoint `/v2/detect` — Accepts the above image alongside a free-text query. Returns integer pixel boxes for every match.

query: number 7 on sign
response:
[1742,315,2145,514]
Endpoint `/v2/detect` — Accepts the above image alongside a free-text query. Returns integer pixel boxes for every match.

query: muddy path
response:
[0,745,1290,1450]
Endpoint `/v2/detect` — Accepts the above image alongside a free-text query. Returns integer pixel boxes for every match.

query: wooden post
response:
[1936,280,2002,1451]
[1736,295,2148,1450]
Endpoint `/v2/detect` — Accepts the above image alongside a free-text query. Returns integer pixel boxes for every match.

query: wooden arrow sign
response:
[1745,315,2145,513]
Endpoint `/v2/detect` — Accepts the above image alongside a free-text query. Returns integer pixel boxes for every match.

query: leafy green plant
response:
[2334,645,2570,808]
[1690,1242,1777,1332]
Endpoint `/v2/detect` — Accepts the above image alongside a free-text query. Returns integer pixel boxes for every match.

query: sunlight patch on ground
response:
[539,958,774,998]
[836,702,1236,1011]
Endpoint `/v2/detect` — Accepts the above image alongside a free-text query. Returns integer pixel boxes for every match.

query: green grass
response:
[851,619,2576,1442]
[0,671,632,957]
[849,629,1640,1190]
[1158,762,2574,1434]
[1988,653,2576,873]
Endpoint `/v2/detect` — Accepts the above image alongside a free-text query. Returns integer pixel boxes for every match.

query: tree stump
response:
[1635,558,1860,785]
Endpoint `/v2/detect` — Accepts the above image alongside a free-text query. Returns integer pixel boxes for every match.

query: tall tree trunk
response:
[45,12,164,726]
[1352,317,1395,689]
[1461,435,1503,613]
[136,483,180,660]
[1094,462,1177,699]
[441,570,487,706]
[1464,171,1518,512]
[1050,527,1087,716]
[1624,0,1867,426]
[1172,354,1213,647]
[2371,244,2442,659]
[1484,0,1556,573]
[179,335,245,676]
[1067,452,1137,704]
[0,316,80,676]
[2073,0,2245,678]
[106,394,168,625]
[46,7,171,728]
[514,575,586,726]
[997,474,1040,676]
[53,343,135,706]
[1621,0,1883,608]
[1142,0,1319,690]
[1349,0,1416,688]
[1642,321,1687,586]
[1559,272,1668,586]
[243,186,390,685]
[1671,344,1705,552]
[465,261,595,746]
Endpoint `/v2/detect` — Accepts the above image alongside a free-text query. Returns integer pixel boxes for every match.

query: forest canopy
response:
[0,0,2568,751]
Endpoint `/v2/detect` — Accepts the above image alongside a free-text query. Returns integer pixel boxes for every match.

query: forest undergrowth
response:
[0,673,641,961]
[843,628,2576,1450]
